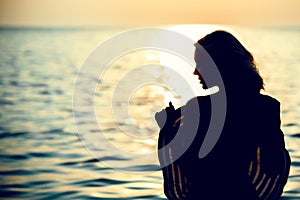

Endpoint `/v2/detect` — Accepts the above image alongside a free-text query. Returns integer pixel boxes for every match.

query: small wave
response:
[30,83,48,88]
[126,186,153,190]
[0,169,36,176]
[74,178,128,187]
[99,156,131,162]
[0,131,28,139]
[0,154,28,160]
[131,195,166,199]
[27,152,61,158]
[291,161,300,167]
[120,164,161,172]
[284,123,298,127]
[290,133,300,138]
[42,128,64,134]
[26,180,57,186]
[59,158,96,167]
[0,99,14,105]
[0,190,28,198]
[40,191,79,199]
[60,156,130,167]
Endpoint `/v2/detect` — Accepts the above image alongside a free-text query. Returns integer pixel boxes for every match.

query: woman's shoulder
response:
[258,94,281,110]
[253,94,282,128]
[184,94,281,112]
[259,94,280,104]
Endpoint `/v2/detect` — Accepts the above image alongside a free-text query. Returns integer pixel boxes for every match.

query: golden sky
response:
[0,0,299,26]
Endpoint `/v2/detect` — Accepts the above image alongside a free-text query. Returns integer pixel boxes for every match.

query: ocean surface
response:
[0,25,299,199]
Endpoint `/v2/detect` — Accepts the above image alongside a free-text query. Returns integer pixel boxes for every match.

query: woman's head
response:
[194,30,264,95]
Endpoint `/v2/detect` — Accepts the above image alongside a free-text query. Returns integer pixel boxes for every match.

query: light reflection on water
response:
[0,26,299,199]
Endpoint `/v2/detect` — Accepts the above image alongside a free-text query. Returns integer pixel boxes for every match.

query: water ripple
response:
[0,26,299,199]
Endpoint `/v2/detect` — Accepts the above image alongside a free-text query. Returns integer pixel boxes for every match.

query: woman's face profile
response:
[193,47,210,90]
[193,48,202,82]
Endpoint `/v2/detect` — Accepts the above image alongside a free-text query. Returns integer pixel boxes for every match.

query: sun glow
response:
[167,24,234,41]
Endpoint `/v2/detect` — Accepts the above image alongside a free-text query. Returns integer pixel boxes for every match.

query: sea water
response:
[0,25,299,199]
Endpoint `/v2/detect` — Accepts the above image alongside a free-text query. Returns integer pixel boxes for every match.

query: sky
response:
[0,0,299,27]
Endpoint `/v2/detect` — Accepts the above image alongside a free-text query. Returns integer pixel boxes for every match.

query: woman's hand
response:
[155,102,177,129]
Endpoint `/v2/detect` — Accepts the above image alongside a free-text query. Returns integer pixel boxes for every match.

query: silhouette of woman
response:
[155,30,291,200]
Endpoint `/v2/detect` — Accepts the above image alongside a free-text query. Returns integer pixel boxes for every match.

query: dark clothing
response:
[157,94,290,200]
